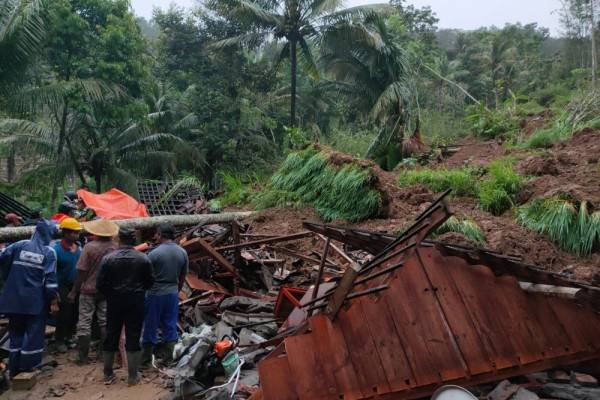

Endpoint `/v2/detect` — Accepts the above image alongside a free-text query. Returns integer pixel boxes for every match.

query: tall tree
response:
[212,0,381,127]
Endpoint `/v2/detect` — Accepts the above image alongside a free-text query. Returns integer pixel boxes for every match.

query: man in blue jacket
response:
[0,220,59,377]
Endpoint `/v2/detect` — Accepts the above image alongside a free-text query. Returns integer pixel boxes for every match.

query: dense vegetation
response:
[1,0,599,252]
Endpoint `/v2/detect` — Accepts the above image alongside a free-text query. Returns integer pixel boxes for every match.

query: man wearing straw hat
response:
[67,219,118,364]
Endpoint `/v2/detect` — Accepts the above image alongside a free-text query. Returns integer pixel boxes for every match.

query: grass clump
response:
[517,198,600,257]
[434,216,486,245]
[216,171,254,206]
[255,149,382,222]
[478,160,524,215]
[397,168,477,197]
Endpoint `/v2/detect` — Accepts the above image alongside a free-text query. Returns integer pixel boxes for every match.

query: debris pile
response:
[152,191,600,400]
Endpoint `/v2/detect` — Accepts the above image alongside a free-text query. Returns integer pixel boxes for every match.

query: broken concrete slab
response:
[512,387,540,400]
[571,372,598,387]
[542,383,600,400]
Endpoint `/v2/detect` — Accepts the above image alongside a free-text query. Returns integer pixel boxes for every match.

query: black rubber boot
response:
[140,344,154,370]
[126,351,142,386]
[97,327,106,361]
[75,336,91,365]
[103,352,116,384]
[163,342,176,363]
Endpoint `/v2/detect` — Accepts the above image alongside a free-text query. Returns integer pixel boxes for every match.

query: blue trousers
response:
[142,293,179,346]
[8,314,46,376]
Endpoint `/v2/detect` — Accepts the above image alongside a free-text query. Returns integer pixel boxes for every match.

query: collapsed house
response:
[257,193,600,399]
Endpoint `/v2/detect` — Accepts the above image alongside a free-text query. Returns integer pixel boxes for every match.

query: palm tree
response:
[0,0,47,83]
[318,11,419,163]
[212,0,384,127]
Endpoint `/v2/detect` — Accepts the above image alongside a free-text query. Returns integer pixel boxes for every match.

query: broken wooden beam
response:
[215,231,314,252]
[183,238,240,278]
[267,245,338,268]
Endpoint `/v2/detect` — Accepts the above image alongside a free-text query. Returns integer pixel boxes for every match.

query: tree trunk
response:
[94,172,102,193]
[7,144,15,183]
[51,101,69,208]
[65,136,86,186]
[591,0,597,87]
[0,211,255,242]
[290,39,297,127]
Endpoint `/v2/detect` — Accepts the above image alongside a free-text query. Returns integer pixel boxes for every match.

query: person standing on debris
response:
[52,218,82,353]
[0,220,59,377]
[141,223,188,368]
[67,219,118,364]
[97,228,154,386]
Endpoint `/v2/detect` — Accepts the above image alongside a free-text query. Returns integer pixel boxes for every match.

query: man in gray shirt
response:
[141,223,188,367]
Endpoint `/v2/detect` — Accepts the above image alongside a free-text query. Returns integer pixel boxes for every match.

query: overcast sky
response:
[131,0,564,35]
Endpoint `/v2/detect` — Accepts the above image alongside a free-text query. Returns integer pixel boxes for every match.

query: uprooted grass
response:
[517,198,600,257]
[434,216,486,245]
[396,168,478,197]
[478,160,524,215]
[253,148,382,222]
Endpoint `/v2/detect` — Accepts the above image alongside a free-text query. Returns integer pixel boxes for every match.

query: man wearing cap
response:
[97,228,154,386]
[52,218,82,353]
[141,223,188,368]
[0,220,59,377]
[4,213,22,228]
[67,219,118,364]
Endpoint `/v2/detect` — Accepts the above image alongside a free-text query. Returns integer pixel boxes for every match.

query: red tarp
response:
[77,189,149,220]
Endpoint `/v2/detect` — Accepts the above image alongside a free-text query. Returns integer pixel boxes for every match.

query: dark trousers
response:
[8,313,46,376]
[142,293,179,346]
[104,293,144,352]
[55,284,77,343]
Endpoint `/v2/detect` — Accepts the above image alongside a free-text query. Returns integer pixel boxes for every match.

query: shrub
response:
[465,103,520,140]
[434,216,486,245]
[478,160,524,215]
[216,171,254,206]
[518,198,600,257]
[254,149,382,222]
[397,168,477,197]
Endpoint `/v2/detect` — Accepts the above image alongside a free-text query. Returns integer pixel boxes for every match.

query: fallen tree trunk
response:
[0,212,255,243]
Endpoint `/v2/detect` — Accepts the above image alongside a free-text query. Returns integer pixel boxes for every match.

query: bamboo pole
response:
[0,212,255,243]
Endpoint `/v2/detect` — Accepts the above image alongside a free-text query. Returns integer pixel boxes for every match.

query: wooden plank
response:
[325,263,360,319]
[336,299,393,396]
[231,221,243,267]
[216,231,314,252]
[446,263,520,370]
[309,315,365,399]
[548,297,599,353]
[391,256,466,382]
[185,238,240,277]
[417,248,494,376]
[269,246,338,268]
[285,334,338,399]
[521,291,573,359]
[354,290,416,392]
[258,355,299,400]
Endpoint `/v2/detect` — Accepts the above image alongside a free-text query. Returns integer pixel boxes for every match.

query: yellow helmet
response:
[60,217,82,231]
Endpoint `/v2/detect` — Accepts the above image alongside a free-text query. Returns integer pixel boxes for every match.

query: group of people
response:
[0,201,189,386]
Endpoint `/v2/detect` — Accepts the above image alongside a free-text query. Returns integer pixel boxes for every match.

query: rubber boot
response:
[103,352,116,384]
[163,342,176,364]
[75,336,91,365]
[97,327,106,361]
[140,344,154,370]
[126,351,142,386]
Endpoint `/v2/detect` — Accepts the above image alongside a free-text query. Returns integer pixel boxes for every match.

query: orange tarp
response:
[77,189,149,220]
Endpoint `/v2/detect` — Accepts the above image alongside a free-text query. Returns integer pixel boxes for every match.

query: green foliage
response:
[518,198,600,257]
[256,149,382,222]
[478,160,524,215]
[217,171,254,206]
[434,216,486,245]
[465,103,520,140]
[397,168,477,197]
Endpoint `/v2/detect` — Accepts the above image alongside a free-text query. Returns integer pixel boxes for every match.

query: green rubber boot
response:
[163,342,176,364]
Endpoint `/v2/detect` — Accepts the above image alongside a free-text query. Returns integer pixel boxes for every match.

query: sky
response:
[131,0,564,36]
